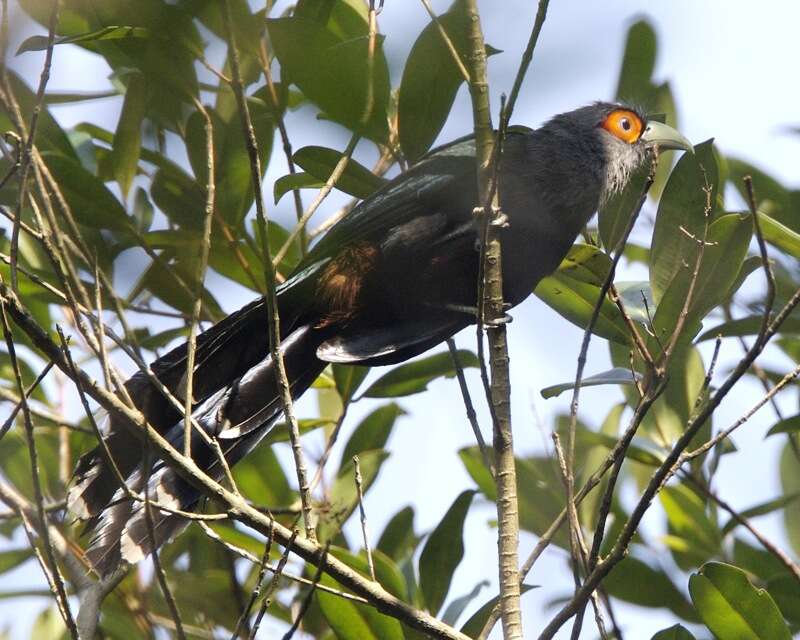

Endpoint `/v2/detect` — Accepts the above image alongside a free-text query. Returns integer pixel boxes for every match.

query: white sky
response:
[2,1,800,638]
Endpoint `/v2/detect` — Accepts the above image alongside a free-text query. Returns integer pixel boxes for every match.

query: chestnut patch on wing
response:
[315,242,379,327]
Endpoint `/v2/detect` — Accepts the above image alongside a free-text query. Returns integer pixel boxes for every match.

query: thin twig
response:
[281,543,330,640]
[562,155,656,631]
[447,338,494,476]
[418,0,470,82]
[1,282,473,640]
[353,456,376,581]
[0,360,53,441]
[222,0,315,541]
[537,285,800,638]
[250,529,298,640]
[687,476,800,584]
[10,1,58,291]
[183,99,216,457]
[0,296,78,638]
[229,521,274,640]
[271,133,360,268]
[743,176,776,345]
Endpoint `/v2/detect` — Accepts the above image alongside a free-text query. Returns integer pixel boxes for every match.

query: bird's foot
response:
[490,207,509,228]
[484,312,513,327]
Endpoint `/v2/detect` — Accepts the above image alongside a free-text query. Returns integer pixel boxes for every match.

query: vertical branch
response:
[9,1,58,291]
[183,99,216,457]
[221,0,315,541]
[353,456,376,582]
[463,2,522,637]
[447,338,494,475]
[0,296,78,638]
[564,158,657,633]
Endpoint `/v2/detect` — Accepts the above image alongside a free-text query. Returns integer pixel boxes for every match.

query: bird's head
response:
[537,101,693,203]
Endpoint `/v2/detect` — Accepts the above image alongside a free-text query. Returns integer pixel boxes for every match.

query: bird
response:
[67,102,692,576]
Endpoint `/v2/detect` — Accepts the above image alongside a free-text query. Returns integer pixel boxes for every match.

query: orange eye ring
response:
[601,109,643,144]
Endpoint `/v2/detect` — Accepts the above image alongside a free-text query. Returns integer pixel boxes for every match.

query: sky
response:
[2,0,800,638]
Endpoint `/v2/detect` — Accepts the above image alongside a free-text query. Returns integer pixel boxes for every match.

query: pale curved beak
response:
[640,120,694,154]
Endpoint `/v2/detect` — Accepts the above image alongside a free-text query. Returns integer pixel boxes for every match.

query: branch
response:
[221,0,315,541]
[463,2,523,637]
[9,1,58,291]
[0,284,471,640]
[0,296,78,638]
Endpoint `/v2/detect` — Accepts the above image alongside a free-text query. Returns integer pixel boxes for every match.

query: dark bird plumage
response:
[67,102,691,575]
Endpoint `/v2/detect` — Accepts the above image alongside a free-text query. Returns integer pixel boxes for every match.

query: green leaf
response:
[661,483,721,570]
[317,548,406,640]
[614,280,655,323]
[721,492,800,536]
[16,25,149,54]
[534,272,630,345]
[757,208,800,258]
[605,554,699,621]
[766,415,800,438]
[699,315,800,342]
[377,506,418,563]
[317,449,390,542]
[727,157,800,233]
[780,442,800,558]
[362,349,478,398]
[441,580,489,626]
[570,426,663,467]
[340,403,405,466]
[261,418,332,447]
[185,105,274,227]
[418,489,475,615]
[0,548,33,575]
[733,538,794,582]
[650,139,719,304]
[132,186,154,233]
[44,90,119,104]
[459,584,537,637]
[651,624,697,640]
[108,72,147,198]
[31,607,66,640]
[266,16,390,142]
[292,145,387,200]
[689,562,791,640]
[0,72,76,160]
[150,163,207,230]
[540,366,641,399]
[273,172,323,204]
[555,244,613,286]
[398,0,498,161]
[232,442,293,508]
[42,154,130,231]
[651,213,752,352]
[317,586,379,640]
[333,364,370,404]
[766,575,800,625]
[615,20,657,102]
[599,164,650,252]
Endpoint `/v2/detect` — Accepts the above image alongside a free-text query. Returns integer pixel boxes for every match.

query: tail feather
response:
[70,323,326,576]
[68,298,273,522]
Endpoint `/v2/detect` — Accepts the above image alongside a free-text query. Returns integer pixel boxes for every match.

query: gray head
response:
[536,101,693,204]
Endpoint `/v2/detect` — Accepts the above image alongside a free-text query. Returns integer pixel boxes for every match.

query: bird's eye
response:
[601,109,643,144]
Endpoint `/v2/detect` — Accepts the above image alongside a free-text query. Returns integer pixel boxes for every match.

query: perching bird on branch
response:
[68,102,692,575]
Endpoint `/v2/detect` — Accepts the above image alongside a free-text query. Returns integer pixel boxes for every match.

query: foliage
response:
[0,3,798,640]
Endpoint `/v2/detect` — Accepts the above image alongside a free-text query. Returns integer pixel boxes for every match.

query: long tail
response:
[68,312,326,576]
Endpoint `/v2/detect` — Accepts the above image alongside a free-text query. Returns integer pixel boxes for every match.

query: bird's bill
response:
[640,120,694,153]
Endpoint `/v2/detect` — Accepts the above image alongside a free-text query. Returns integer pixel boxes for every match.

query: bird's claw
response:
[485,313,513,327]
[490,208,509,228]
